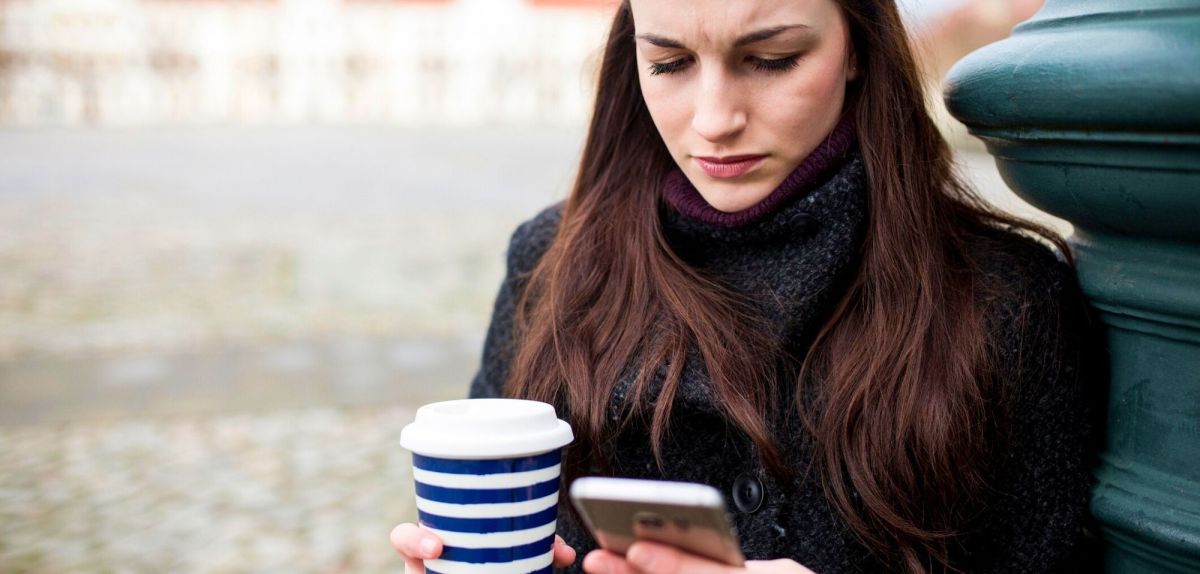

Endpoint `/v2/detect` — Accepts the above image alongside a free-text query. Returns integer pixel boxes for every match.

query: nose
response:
[691,67,747,143]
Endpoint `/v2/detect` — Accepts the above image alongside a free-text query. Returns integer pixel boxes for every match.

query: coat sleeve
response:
[962,248,1105,573]
[467,204,563,400]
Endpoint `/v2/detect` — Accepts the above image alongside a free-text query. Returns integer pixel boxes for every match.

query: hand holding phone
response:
[569,477,745,567]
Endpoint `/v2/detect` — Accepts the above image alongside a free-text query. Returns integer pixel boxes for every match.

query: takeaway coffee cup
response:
[400,399,574,574]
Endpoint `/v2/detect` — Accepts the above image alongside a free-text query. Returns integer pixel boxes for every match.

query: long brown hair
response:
[505,1,1068,572]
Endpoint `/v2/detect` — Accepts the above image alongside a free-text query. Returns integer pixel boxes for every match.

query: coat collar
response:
[614,152,870,416]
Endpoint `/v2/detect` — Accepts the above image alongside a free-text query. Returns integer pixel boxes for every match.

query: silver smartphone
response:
[568,477,745,567]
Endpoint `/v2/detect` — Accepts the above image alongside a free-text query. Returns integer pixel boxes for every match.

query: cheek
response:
[766,62,848,130]
[639,78,691,145]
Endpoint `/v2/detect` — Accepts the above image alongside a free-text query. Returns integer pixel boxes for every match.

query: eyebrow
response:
[634,24,812,49]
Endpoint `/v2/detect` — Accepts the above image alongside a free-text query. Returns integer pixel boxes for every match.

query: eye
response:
[648,57,692,76]
[749,54,800,73]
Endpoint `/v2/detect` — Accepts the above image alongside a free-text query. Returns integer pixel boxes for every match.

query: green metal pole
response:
[943,1,1200,572]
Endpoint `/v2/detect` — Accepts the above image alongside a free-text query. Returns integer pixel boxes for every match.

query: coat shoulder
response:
[968,227,1073,304]
[964,227,1093,394]
[964,228,1081,338]
[507,202,564,275]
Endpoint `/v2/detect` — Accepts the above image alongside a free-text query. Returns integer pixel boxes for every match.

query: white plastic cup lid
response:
[400,398,574,459]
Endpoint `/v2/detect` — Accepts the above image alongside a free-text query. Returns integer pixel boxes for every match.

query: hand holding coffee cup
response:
[396,399,576,573]
[390,524,576,573]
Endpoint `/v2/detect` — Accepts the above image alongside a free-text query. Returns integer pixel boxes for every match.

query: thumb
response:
[553,535,577,567]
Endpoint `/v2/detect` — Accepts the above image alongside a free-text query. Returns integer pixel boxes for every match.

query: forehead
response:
[629,0,833,45]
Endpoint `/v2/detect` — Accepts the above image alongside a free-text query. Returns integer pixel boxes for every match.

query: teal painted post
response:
[942,1,1200,572]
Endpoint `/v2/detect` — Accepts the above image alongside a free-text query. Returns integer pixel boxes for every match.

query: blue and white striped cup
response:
[400,399,574,574]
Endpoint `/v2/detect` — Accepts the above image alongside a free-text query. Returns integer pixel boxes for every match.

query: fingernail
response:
[419,537,438,558]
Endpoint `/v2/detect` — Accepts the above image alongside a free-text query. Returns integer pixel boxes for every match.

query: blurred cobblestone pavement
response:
[0,127,1066,573]
[0,406,419,573]
[0,127,581,573]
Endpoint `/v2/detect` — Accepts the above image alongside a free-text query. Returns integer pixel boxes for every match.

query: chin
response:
[697,185,772,213]
[704,198,755,213]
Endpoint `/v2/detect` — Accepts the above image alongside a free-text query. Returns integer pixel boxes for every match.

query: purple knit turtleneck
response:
[662,116,856,228]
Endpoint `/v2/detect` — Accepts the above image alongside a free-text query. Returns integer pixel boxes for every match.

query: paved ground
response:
[0,127,580,362]
[0,127,1066,573]
[0,126,585,573]
[0,406,424,573]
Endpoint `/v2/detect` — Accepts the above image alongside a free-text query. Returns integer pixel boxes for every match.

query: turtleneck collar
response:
[625,148,870,417]
[662,115,856,229]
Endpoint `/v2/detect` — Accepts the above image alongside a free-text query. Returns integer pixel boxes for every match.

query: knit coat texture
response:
[467,146,1101,573]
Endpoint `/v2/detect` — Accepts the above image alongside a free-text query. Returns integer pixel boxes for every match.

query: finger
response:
[626,541,740,574]
[403,556,425,574]
[552,535,577,568]
[389,523,442,560]
[582,549,637,574]
[746,559,816,574]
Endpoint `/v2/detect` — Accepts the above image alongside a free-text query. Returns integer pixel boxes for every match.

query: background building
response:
[0,0,615,126]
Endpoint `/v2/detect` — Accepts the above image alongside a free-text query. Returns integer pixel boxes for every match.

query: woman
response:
[392,0,1101,572]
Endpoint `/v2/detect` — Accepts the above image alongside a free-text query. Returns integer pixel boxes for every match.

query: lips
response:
[694,154,767,179]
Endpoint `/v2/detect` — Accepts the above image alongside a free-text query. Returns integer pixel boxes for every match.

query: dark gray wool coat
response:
[467,153,1103,573]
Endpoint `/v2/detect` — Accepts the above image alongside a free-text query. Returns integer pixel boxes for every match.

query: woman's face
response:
[630,0,857,212]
